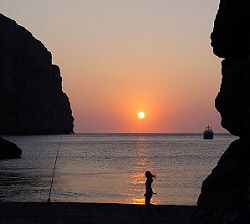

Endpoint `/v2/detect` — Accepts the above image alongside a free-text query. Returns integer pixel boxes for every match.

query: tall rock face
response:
[211,0,250,59]
[0,14,74,135]
[215,58,250,138]
[190,1,250,224]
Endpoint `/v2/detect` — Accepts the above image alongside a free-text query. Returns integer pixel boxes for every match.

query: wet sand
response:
[1,202,196,224]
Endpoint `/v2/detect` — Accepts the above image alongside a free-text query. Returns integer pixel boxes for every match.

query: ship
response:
[203,125,213,139]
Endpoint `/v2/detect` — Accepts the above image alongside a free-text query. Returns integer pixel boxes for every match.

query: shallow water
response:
[0,133,237,205]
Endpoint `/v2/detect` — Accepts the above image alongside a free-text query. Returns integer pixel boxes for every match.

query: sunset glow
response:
[138,112,145,119]
[1,0,226,133]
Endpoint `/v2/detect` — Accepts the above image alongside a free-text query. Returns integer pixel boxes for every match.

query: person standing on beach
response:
[144,171,156,212]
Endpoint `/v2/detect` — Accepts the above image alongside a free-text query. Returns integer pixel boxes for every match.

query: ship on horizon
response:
[204,125,213,139]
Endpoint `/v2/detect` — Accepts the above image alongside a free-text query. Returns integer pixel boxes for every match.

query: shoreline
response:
[1,202,196,224]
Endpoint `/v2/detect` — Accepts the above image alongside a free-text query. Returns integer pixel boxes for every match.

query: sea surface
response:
[0,133,237,205]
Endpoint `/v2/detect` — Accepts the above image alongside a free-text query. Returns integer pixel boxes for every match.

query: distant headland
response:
[0,13,74,135]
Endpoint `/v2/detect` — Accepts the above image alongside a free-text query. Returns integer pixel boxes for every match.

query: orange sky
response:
[1,0,226,133]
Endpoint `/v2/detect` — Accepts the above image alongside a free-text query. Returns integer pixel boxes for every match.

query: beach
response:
[1,202,196,224]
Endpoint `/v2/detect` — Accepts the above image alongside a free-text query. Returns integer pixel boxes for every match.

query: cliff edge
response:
[0,14,74,135]
[190,1,250,223]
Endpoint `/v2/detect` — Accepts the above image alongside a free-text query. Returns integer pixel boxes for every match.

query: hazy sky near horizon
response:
[1,0,225,133]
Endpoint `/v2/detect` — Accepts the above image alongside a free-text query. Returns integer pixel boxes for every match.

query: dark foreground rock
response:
[190,1,250,223]
[190,139,250,224]
[211,0,250,59]
[0,14,74,135]
[0,136,22,159]
[215,57,250,138]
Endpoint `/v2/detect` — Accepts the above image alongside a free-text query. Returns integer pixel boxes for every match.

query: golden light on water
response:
[126,172,145,205]
[129,197,145,205]
[126,137,149,205]
[126,136,163,205]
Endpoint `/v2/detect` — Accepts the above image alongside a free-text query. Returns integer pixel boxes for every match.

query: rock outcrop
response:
[211,0,250,59]
[190,1,250,224]
[190,140,250,224]
[0,136,22,159]
[215,57,250,138]
[0,14,74,135]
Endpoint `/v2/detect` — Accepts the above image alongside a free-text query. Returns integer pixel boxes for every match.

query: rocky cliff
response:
[0,136,22,159]
[0,14,74,135]
[190,1,250,223]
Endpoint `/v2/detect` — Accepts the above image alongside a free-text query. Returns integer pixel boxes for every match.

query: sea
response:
[0,133,237,205]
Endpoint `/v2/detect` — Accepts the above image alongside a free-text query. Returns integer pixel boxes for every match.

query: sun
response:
[138,112,145,119]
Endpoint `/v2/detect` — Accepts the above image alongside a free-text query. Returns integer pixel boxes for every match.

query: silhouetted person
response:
[144,171,156,213]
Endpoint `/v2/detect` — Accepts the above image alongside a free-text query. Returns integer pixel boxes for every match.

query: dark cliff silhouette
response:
[0,14,74,135]
[190,1,250,224]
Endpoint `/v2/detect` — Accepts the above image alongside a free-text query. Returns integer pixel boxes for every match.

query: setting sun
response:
[138,112,145,119]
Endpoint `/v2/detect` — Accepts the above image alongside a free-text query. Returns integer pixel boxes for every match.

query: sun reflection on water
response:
[125,171,162,205]
[129,197,145,205]
[126,136,164,205]
[125,172,145,204]
[125,136,157,205]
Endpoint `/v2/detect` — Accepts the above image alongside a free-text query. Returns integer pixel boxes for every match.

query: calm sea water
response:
[0,133,237,205]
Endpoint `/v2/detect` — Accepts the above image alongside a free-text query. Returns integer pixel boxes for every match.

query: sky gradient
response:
[1,0,225,133]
